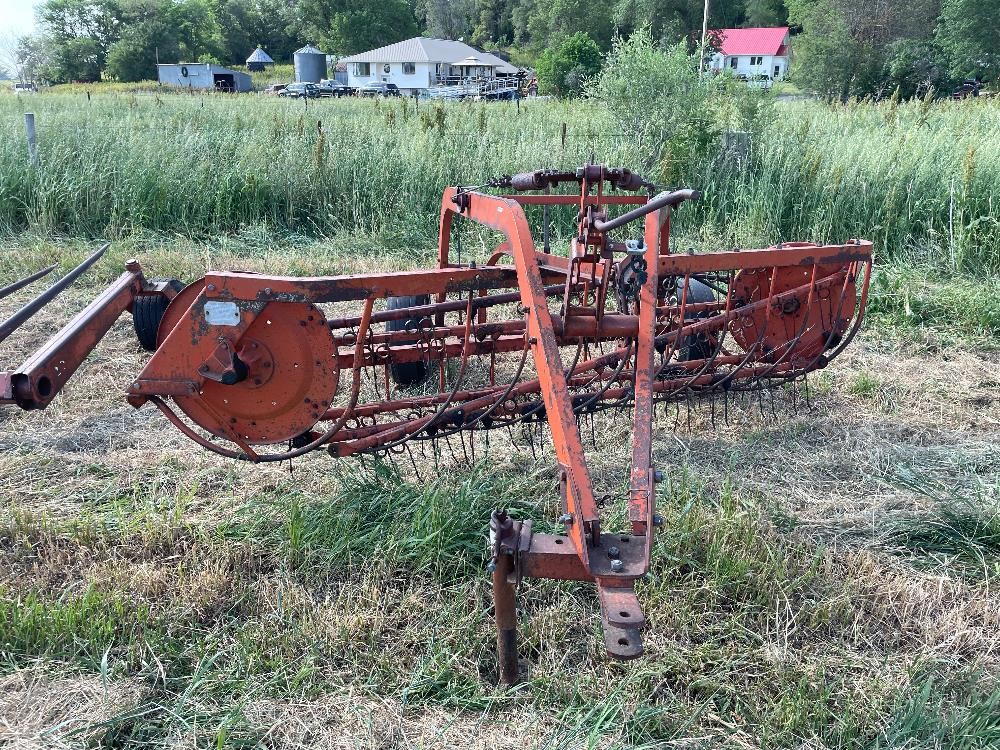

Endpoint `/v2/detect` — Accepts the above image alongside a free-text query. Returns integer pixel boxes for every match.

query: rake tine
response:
[0,264,57,301]
[0,243,109,344]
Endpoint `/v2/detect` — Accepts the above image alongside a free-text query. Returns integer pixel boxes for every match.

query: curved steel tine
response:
[0,264,57,301]
[736,262,833,388]
[779,259,871,383]
[663,265,776,402]
[342,293,477,455]
[0,243,109,344]
[657,269,741,401]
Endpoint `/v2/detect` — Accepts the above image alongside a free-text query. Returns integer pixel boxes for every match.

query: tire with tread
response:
[133,278,185,352]
[656,278,716,361]
[679,278,716,362]
[386,295,431,386]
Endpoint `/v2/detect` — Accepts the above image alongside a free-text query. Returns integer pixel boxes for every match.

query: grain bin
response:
[294,44,327,83]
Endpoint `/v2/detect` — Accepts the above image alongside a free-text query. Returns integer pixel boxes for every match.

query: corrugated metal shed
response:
[157,63,252,92]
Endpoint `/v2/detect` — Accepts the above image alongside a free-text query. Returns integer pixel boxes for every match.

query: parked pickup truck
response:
[318,79,353,97]
[278,82,322,99]
[358,82,401,97]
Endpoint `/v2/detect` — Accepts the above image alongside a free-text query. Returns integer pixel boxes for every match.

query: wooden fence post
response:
[24,113,39,167]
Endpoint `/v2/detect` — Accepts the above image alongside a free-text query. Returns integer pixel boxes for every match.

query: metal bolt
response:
[206,283,216,292]
[652,514,664,527]
[608,546,620,559]
[653,470,665,482]
[264,287,272,295]
[131,382,140,390]
[610,559,624,573]
[558,513,573,524]
[486,560,497,573]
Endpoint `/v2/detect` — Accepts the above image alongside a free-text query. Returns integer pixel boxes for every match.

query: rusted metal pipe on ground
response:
[0,244,109,344]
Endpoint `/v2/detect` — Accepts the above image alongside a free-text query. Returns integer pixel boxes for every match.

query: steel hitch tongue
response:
[0,245,146,409]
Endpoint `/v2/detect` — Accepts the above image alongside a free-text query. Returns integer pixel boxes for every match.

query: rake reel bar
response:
[1,164,872,682]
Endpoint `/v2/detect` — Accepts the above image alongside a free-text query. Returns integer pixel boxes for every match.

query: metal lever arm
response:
[592,189,701,233]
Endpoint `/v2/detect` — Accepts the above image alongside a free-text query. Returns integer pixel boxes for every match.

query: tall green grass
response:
[1,91,999,272]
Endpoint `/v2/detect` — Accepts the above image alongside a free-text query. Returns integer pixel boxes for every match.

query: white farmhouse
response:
[341,37,519,95]
[708,27,791,82]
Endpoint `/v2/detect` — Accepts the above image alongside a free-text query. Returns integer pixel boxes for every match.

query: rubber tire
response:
[386,295,432,386]
[133,278,185,352]
[657,278,715,361]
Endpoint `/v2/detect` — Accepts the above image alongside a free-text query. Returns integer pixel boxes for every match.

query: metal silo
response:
[294,44,327,83]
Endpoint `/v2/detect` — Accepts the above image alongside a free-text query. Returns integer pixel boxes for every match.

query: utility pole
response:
[699,0,710,75]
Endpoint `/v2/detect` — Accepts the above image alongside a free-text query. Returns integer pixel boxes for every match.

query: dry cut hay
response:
[0,667,138,749]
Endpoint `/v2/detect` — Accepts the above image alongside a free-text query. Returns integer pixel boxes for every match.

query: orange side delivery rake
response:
[1,164,872,682]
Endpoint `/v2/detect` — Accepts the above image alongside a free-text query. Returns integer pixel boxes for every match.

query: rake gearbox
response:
[0,164,872,683]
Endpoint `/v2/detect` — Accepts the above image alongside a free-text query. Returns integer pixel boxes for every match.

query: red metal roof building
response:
[708,27,791,83]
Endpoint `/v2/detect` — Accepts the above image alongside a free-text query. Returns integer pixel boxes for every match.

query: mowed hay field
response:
[2,91,1000,748]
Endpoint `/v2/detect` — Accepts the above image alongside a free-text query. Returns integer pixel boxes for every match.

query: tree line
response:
[10,0,999,98]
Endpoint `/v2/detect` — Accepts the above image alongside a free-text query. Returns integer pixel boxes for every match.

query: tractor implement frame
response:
[0,164,873,683]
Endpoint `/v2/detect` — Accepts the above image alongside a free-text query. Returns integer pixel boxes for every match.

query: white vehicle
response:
[12,82,38,93]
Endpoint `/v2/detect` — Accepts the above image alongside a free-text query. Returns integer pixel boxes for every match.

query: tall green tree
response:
[103,0,224,80]
[936,0,1000,81]
[296,0,417,55]
[611,0,741,49]
[211,0,298,65]
[105,16,180,80]
[788,0,940,97]
[35,0,119,81]
[418,0,475,40]
[744,0,787,26]
[470,0,516,46]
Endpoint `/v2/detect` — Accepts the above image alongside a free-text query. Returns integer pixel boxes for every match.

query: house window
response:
[383,63,391,74]
[354,62,370,77]
[729,57,737,69]
[774,65,781,78]
[403,62,415,75]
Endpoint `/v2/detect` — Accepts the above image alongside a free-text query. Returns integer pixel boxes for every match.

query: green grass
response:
[2,92,1000,273]
[866,265,1000,347]
[874,676,1000,749]
[2,453,996,748]
[882,468,1000,579]
[3,93,1000,747]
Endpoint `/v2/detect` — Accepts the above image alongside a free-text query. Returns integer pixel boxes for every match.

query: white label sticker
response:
[204,301,240,326]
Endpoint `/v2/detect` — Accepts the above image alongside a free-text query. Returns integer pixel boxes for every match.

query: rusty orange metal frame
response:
[0,164,873,682]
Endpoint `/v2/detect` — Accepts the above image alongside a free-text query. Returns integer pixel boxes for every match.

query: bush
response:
[590,29,770,180]
[536,32,602,98]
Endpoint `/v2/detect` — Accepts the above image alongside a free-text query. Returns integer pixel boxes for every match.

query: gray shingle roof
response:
[246,47,274,64]
[341,37,518,74]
